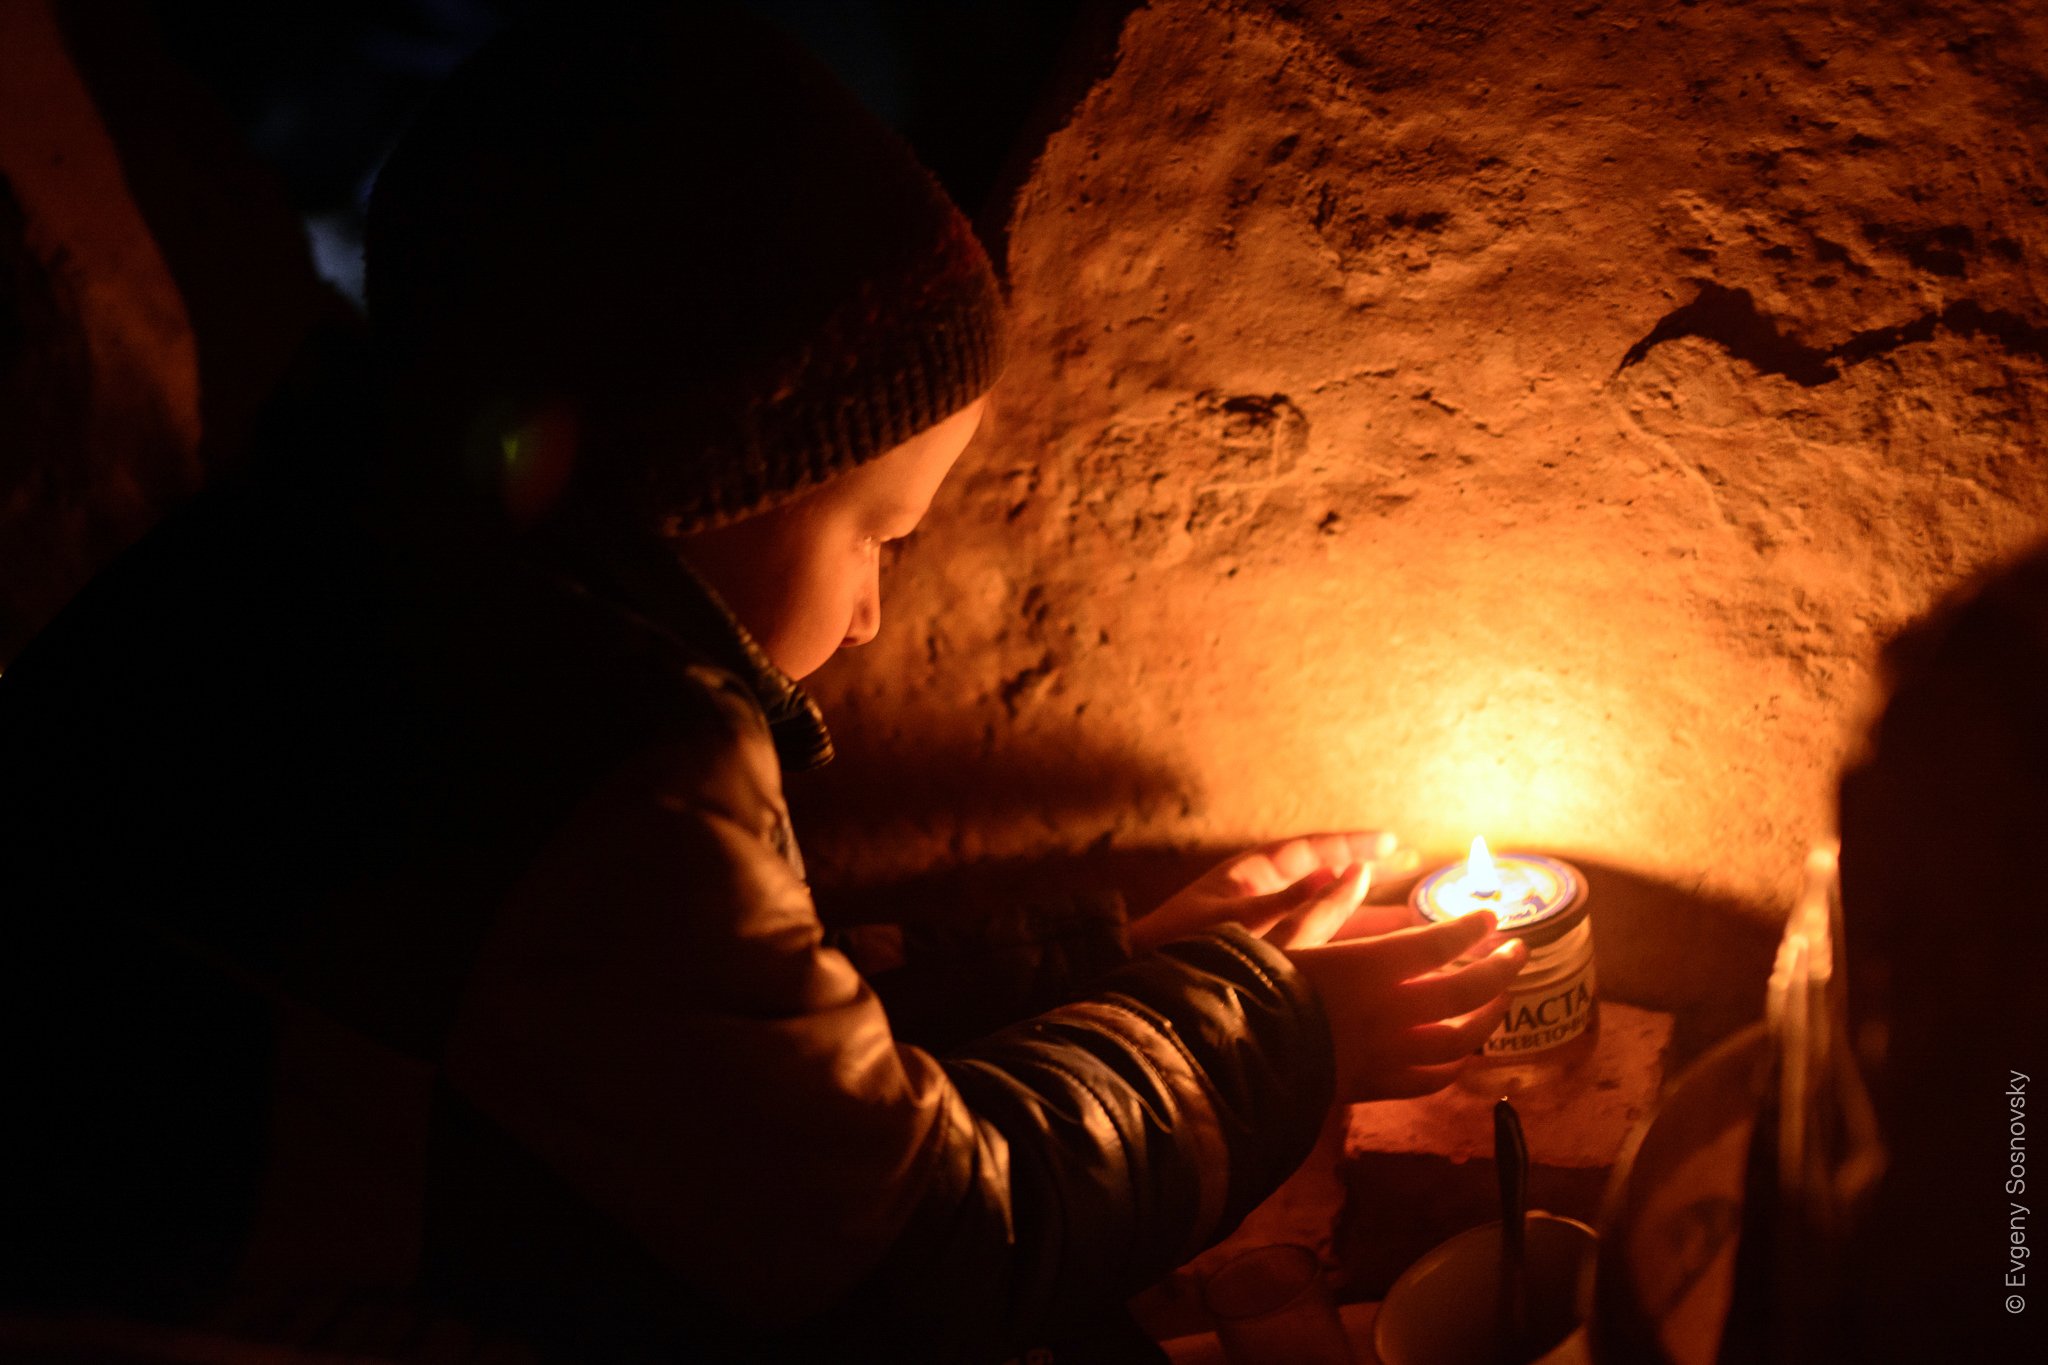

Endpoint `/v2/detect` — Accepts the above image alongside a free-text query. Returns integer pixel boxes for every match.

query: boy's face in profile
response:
[678,398,987,679]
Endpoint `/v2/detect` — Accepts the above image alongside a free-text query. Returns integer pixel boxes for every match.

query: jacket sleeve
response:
[842,882,1138,1052]
[441,672,1334,1362]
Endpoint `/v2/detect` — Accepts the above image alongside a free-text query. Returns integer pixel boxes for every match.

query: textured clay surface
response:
[799,0,2048,986]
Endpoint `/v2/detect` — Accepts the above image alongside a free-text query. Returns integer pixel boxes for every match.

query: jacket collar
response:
[677,561,837,774]
[551,526,835,774]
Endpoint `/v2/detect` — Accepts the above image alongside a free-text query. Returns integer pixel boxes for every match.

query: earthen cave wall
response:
[795,0,2048,943]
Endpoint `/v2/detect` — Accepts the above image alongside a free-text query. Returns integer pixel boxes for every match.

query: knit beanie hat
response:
[364,4,1007,530]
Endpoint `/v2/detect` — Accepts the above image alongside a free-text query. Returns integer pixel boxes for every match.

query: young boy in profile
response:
[0,8,1524,1362]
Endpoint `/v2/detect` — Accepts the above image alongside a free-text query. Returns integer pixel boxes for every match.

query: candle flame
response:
[1466,834,1501,896]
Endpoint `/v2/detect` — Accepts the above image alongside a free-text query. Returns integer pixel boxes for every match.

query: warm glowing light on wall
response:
[1360,656,1656,870]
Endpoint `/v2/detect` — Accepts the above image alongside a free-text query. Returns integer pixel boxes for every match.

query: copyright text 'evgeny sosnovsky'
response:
[2011,1070,2031,1315]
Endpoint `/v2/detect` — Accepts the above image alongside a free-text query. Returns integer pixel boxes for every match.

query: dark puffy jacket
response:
[0,450,1333,1363]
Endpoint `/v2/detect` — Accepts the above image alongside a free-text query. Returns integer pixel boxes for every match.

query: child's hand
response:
[1287,912,1527,1103]
[1128,831,1419,955]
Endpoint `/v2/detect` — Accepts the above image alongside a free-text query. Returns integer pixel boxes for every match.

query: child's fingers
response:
[1223,850,1288,897]
[1328,899,1425,943]
[1237,864,1341,936]
[1360,1059,1469,1101]
[1312,909,1499,984]
[1267,863,1371,948]
[1279,829,1395,865]
[1304,832,1360,873]
[1384,939,1528,1022]
[1356,829,1401,863]
[1369,844,1422,878]
[1268,837,1324,883]
[1377,994,1511,1067]
[1257,830,1398,874]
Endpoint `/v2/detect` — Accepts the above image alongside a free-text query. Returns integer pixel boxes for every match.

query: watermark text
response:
[2009,1070,2029,1314]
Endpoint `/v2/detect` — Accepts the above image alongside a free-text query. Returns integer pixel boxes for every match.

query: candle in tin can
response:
[1411,836,1595,1061]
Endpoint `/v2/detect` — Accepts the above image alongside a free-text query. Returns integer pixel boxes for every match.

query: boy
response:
[0,8,1523,1362]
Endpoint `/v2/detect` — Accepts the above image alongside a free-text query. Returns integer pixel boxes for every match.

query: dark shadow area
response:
[0,176,89,662]
[54,1,341,473]
[1617,279,2048,389]
[1337,1150,1612,1300]
[867,0,1124,232]
[789,728,1210,920]
[134,0,1132,300]
[1832,296,2048,367]
[1616,282,1840,387]
[959,0,1142,256]
[811,841,1213,930]
[1569,860,1779,1070]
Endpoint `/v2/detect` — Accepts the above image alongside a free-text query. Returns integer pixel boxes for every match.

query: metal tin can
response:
[1411,851,1596,1070]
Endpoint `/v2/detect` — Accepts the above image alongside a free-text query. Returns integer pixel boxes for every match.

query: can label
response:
[1485,957,1597,1056]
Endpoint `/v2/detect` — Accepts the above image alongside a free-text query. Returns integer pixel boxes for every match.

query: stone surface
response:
[794,0,2048,983]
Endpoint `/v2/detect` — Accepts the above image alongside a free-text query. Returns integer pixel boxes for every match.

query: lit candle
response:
[1414,836,1580,932]
[1412,837,1597,1067]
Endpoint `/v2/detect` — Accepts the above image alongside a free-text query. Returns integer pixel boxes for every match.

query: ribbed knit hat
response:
[364,4,1007,531]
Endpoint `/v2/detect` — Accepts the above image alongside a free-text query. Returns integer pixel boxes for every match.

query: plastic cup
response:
[1199,1242,1354,1365]
[1373,1212,1596,1365]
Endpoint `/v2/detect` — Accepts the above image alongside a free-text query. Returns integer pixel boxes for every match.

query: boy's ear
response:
[495,399,579,527]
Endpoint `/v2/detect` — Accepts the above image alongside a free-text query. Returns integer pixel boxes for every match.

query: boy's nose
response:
[844,574,881,647]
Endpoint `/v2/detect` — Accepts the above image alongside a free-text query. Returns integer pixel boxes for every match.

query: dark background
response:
[138,0,1124,304]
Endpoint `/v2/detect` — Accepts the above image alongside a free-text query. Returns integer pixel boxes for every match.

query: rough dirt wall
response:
[794,0,2048,959]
